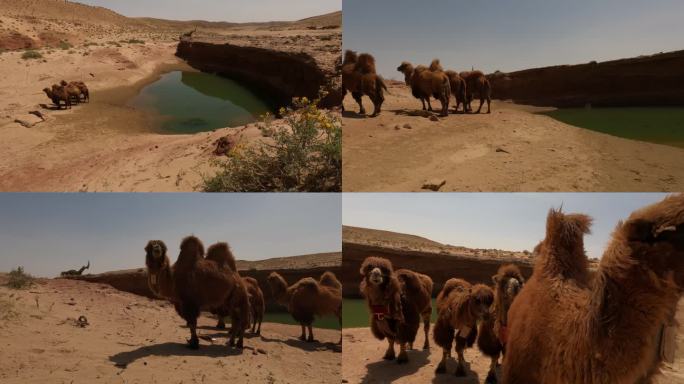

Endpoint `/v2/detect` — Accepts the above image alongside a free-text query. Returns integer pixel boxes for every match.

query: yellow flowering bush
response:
[202,94,341,192]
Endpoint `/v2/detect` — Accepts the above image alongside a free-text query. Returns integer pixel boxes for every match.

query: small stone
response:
[422,179,446,191]
[394,125,400,130]
[496,147,510,154]
[429,115,439,121]
[256,348,267,354]
[403,123,412,129]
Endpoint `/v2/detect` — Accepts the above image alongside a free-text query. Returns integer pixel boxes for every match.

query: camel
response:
[53,83,80,105]
[445,70,467,113]
[215,276,265,335]
[397,59,450,116]
[60,80,89,102]
[359,257,433,364]
[433,278,494,376]
[267,271,342,344]
[171,236,239,349]
[60,261,90,277]
[476,264,525,384]
[504,194,684,384]
[341,50,388,117]
[43,86,71,109]
[459,70,491,113]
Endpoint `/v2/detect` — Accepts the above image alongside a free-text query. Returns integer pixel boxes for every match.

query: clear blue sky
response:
[0,193,341,277]
[76,0,340,22]
[343,193,669,259]
[343,0,684,78]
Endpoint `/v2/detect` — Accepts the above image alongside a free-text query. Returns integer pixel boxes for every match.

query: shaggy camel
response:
[215,276,265,335]
[60,261,90,277]
[445,70,467,113]
[397,59,450,116]
[459,70,491,113]
[476,264,525,384]
[341,50,388,117]
[359,257,433,364]
[267,271,342,343]
[60,80,89,102]
[171,236,239,349]
[43,86,71,109]
[54,83,81,105]
[434,278,494,376]
[504,194,684,384]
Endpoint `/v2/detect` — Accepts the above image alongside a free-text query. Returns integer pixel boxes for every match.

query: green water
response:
[540,107,684,148]
[343,299,437,328]
[129,71,273,134]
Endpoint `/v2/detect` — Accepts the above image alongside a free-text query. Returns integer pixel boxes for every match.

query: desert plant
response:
[122,39,145,44]
[58,40,72,50]
[6,266,34,289]
[202,94,341,192]
[21,50,42,60]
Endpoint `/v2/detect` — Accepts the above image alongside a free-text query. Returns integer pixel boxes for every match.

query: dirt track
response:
[0,277,341,384]
[342,83,684,192]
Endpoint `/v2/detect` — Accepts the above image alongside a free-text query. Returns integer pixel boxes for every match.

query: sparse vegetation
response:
[21,50,42,60]
[0,295,18,321]
[122,38,145,44]
[58,40,72,50]
[202,95,341,192]
[6,266,34,289]
[107,41,122,47]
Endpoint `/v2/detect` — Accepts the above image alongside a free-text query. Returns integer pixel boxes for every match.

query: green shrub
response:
[202,95,341,192]
[6,266,34,289]
[58,40,72,50]
[21,50,42,60]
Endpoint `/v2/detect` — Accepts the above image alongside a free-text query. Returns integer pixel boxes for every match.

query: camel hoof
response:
[455,365,467,377]
[435,363,447,374]
[186,338,199,350]
[396,352,408,364]
[382,351,395,360]
[306,336,317,343]
[299,335,307,341]
[485,371,497,384]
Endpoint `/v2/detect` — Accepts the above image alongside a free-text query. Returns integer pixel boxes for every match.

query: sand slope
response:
[0,277,341,384]
[342,83,684,192]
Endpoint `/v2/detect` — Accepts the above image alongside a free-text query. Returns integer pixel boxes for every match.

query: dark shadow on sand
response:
[109,341,246,367]
[430,359,486,384]
[342,110,369,119]
[258,334,341,353]
[360,349,431,384]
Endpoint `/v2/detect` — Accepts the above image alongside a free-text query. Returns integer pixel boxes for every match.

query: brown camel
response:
[171,236,238,349]
[60,80,89,102]
[445,70,467,113]
[397,59,450,116]
[476,264,525,384]
[504,194,684,383]
[359,257,433,364]
[433,278,494,376]
[43,86,71,109]
[341,50,388,117]
[53,83,80,105]
[267,271,342,344]
[215,276,265,335]
[459,70,491,113]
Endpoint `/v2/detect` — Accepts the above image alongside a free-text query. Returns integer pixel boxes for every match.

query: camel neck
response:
[150,264,175,300]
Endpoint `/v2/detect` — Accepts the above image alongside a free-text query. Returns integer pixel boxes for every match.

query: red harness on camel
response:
[370,304,391,321]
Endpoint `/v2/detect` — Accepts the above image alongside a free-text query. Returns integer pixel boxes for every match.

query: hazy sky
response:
[343,193,669,259]
[343,0,684,78]
[0,193,341,277]
[77,0,340,22]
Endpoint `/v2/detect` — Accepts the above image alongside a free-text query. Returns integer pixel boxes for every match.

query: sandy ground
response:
[342,300,684,383]
[342,83,684,192]
[0,1,340,191]
[0,277,341,384]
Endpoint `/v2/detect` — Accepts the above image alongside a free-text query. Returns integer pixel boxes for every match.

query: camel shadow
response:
[430,360,481,384]
[391,109,439,118]
[342,110,370,119]
[359,349,431,384]
[109,341,245,367]
[39,103,64,111]
[258,334,341,353]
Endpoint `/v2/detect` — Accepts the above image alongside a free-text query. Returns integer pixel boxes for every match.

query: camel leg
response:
[421,98,427,111]
[216,317,226,329]
[486,97,491,114]
[397,342,408,364]
[338,314,343,345]
[341,87,346,112]
[441,97,449,116]
[299,324,307,341]
[436,348,449,373]
[455,343,467,376]
[383,338,396,360]
[422,312,430,350]
[427,98,434,112]
[352,92,366,115]
[306,324,316,342]
[476,96,484,113]
[187,318,199,350]
[485,354,499,384]
[257,314,262,335]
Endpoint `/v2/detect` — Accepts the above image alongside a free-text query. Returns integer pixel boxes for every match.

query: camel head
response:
[60,80,68,86]
[42,87,52,95]
[177,235,204,265]
[360,256,393,287]
[469,284,495,321]
[343,50,358,65]
[145,240,169,282]
[397,62,414,85]
[612,193,684,288]
[267,272,288,303]
[493,264,525,303]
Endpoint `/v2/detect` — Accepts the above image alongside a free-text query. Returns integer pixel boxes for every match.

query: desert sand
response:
[0,275,341,384]
[342,82,684,192]
[0,0,341,191]
[342,300,684,383]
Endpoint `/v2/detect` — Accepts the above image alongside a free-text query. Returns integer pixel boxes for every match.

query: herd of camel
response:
[144,236,342,349]
[359,193,684,384]
[42,80,90,109]
[341,50,491,117]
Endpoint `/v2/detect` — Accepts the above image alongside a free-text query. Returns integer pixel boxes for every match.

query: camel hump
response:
[355,53,377,74]
[319,271,341,290]
[545,208,593,245]
[179,235,205,260]
[296,277,320,293]
[441,278,471,298]
[395,269,423,291]
[429,59,443,72]
[206,242,237,271]
[343,50,358,65]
